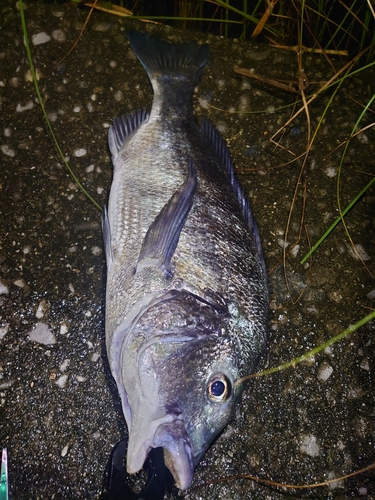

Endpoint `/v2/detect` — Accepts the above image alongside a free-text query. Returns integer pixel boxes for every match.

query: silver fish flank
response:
[103,31,269,490]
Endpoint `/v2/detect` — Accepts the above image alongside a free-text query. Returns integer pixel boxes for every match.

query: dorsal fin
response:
[108,108,149,157]
[136,160,197,278]
[200,118,266,269]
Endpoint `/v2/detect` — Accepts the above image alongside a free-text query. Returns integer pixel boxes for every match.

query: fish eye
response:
[207,374,231,403]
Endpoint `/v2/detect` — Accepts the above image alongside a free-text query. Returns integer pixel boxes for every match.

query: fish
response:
[103,30,269,491]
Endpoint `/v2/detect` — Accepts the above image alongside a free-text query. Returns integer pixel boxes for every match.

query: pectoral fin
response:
[136,160,197,277]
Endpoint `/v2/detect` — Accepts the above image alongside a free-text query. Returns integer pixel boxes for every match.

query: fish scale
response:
[103,30,269,490]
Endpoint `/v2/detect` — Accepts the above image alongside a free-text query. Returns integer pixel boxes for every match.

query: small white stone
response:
[291,244,300,257]
[109,60,117,69]
[13,278,26,288]
[317,361,333,382]
[91,246,102,256]
[0,282,9,295]
[348,243,370,261]
[86,164,95,173]
[56,374,68,388]
[367,289,375,300]
[16,101,34,112]
[32,32,51,46]
[91,352,100,362]
[61,444,69,457]
[74,148,87,157]
[326,166,337,177]
[60,359,70,372]
[36,299,48,319]
[97,187,104,194]
[60,322,69,335]
[114,90,124,102]
[76,375,86,383]
[215,121,227,134]
[9,77,19,88]
[73,105,82,113]
[277,238,289,248]
[327,470,344,490]
[217,79,226,89]
[29,323,56,345]
[0,324,10,340]
[52,29,66,42]
[25,68,42,82]
[300,434,320,457]
[1,145,15,157]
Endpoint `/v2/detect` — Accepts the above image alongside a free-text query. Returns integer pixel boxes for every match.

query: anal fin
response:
[136,160,197,278]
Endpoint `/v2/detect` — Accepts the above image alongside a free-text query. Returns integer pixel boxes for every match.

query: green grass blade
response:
[301,89,375,264]
[19,0,101,212]
[235,309,375,385]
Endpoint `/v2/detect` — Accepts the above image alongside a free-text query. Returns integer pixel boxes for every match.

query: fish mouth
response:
[126,410,194,490]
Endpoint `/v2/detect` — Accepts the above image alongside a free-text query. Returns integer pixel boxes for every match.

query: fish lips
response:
[127,411,194,490]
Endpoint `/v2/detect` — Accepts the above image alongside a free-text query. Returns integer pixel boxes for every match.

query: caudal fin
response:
[128,31,209,87]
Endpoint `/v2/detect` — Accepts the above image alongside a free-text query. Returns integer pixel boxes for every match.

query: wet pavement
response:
[1,1,374,499]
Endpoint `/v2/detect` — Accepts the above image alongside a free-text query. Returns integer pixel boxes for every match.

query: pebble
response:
[13,278,27,288]
[91,352,100,362]
[326,166,337,177]
[28,322,56,345]
[61,444,69,457]
[327,470,344,490]
[52,29,66,42]
[317,360,333,382]
[74,148,87,157]
[16,101,34,112]
[32,32,51,45]
[56,374,68,388]
[35,299,49,319]
[91,22,112,32]
[0,324,10,340]
[348,243,370,261]
[60,359,70,372]
[1,145,15,157]
[299,434,320,457]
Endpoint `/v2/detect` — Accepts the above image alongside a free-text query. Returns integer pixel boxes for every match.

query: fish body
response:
[103,31,269,490]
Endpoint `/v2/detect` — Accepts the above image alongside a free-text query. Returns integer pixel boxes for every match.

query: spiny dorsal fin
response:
[200,118,266,269]
[108,108,149,157]
[101,205,113,265]
[136,160,197,278]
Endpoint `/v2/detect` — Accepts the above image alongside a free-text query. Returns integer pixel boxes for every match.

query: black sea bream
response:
[103,31,269,490]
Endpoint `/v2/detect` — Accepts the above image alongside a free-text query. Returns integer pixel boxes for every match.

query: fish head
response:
[123,290,246,490]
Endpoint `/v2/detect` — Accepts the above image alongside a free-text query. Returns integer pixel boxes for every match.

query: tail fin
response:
[128,31,209,87]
